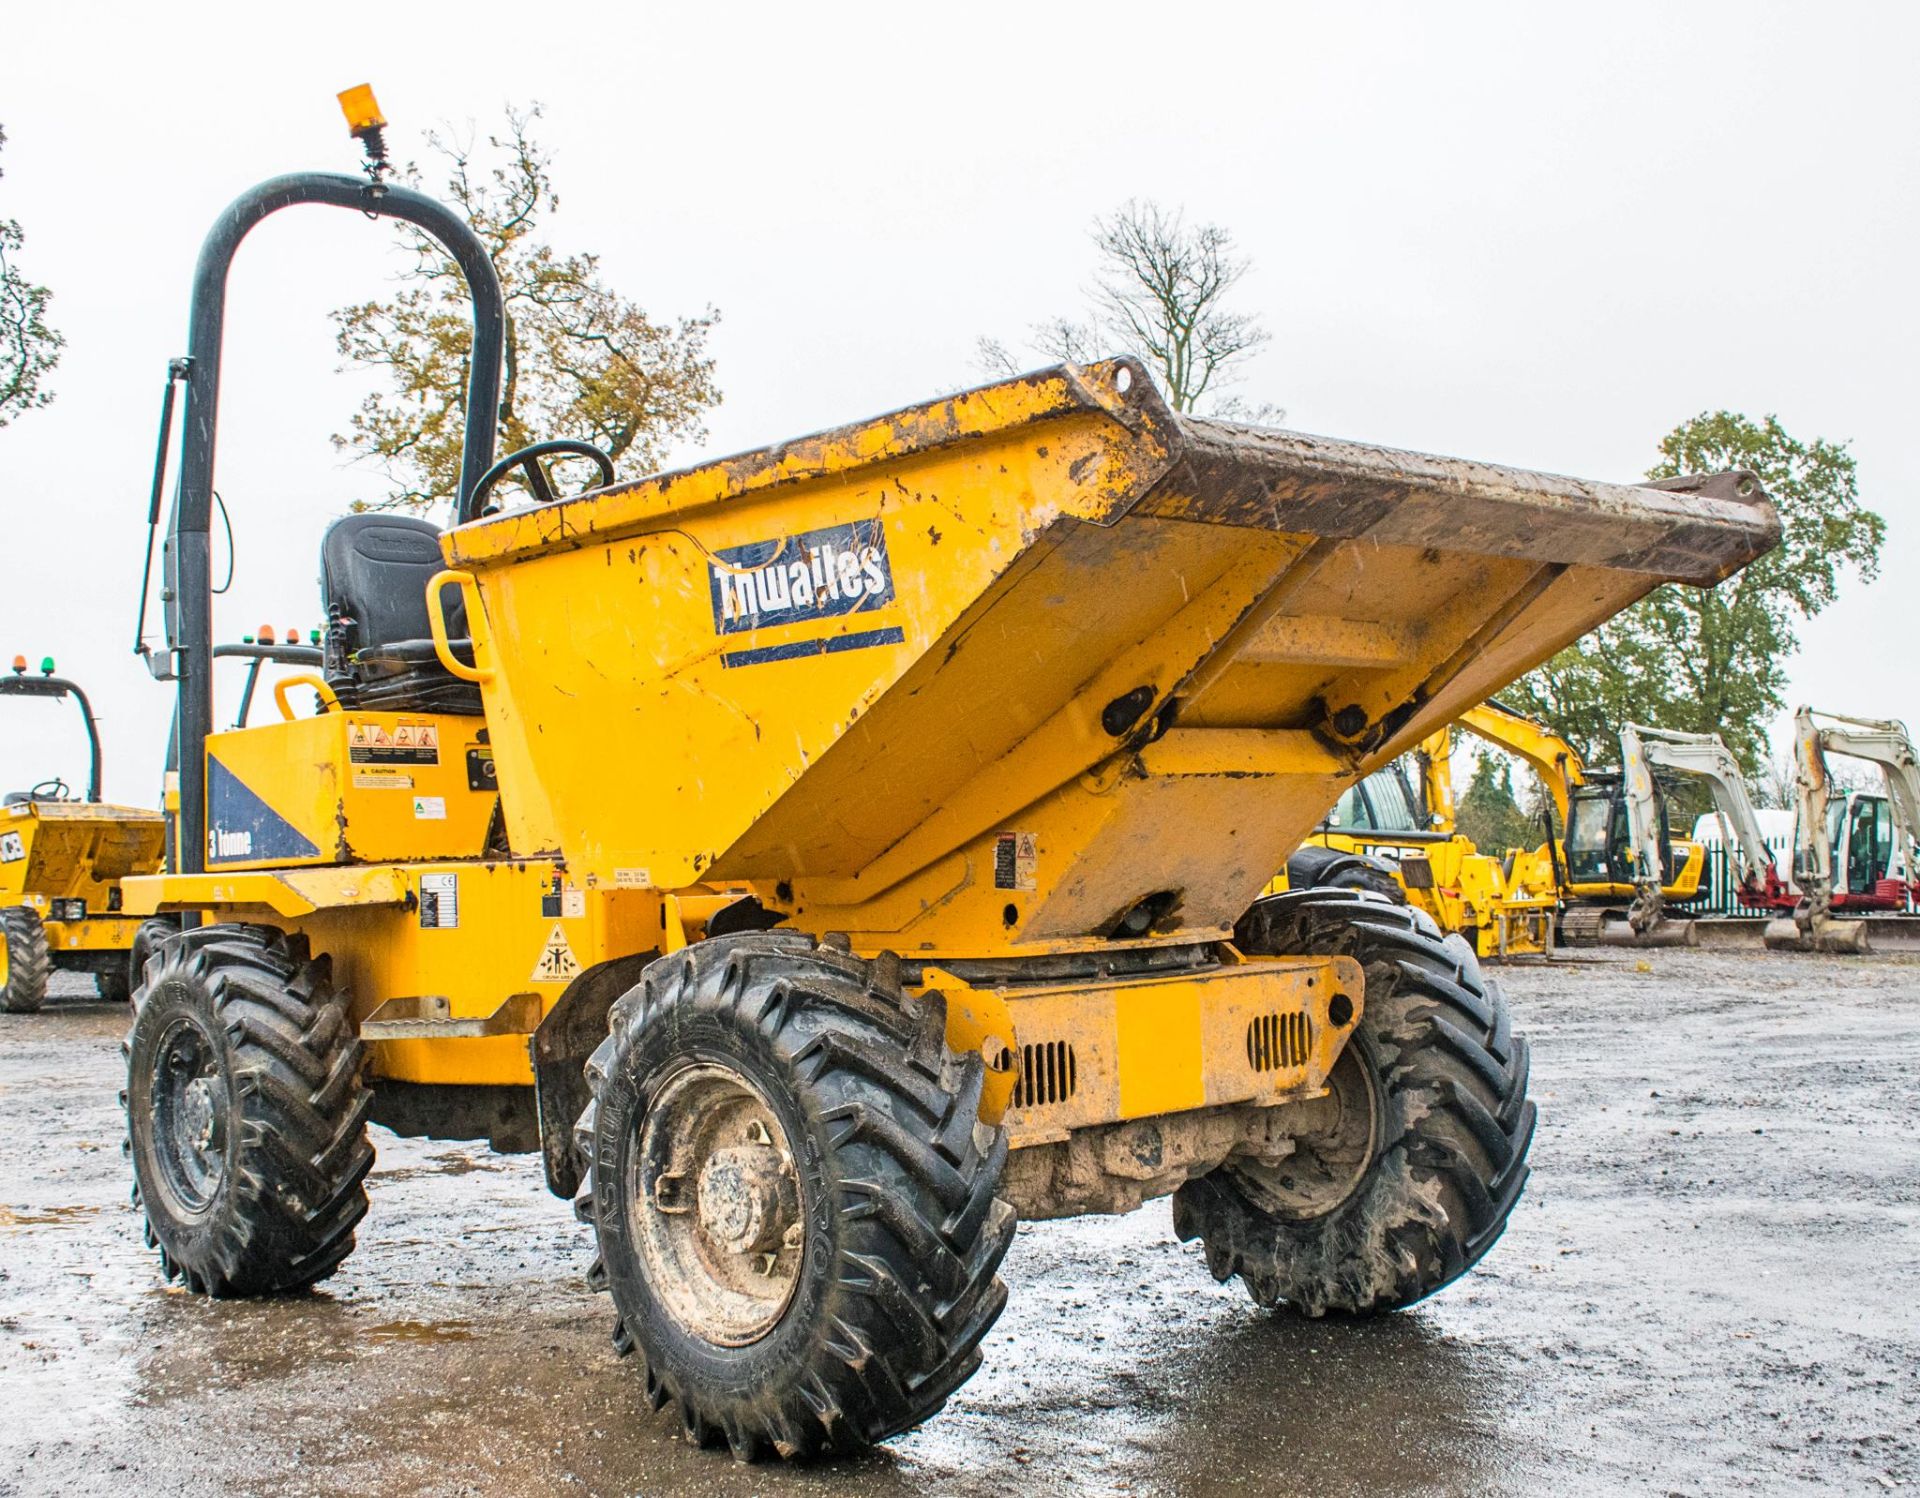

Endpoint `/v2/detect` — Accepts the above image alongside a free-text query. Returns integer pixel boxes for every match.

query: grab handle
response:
[427,569,496,685]
[273,673,340,721]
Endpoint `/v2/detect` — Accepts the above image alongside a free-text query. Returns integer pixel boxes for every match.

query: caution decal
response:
[531,923,583,983]
[349,719,441,767]
[993,831,1038,892]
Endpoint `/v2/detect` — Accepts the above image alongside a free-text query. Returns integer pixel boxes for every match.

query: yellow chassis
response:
[128,858,1359,1149]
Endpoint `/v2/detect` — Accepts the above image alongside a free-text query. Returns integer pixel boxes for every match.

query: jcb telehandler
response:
[119,91,1779,1462]
[1,655,166,1010]
[1284,729,1557,958]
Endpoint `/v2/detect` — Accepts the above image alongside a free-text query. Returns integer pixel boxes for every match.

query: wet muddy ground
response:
[2,948,1915,1496]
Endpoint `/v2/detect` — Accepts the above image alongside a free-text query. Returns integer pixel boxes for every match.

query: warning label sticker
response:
[419,873,458,929]
[993,831,1038,891]
[349,719,441,767]
[531,923,583,983]
[353,769,413,791]
[0,832,22,863]
[613,868,652,889]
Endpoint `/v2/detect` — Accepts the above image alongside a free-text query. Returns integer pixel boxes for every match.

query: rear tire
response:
[96,968,132,1004]
[1174,888,1534,1314]
[124,924,373,1296]
[1284,845,1407,903]
[1,907,50,1013]
[576,932,1014,1461]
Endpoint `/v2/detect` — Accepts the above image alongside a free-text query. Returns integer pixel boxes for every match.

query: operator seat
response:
[320,514,485,716]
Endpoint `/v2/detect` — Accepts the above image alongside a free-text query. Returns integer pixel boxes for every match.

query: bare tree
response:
[0,125,64,430]
[979,200,1277,420]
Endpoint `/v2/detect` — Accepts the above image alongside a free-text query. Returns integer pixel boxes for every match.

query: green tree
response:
[979,200,1278,419]
[333,105,720,512]
[1509,413,1883,774]
[0,125,64,429]
[1456,754,1537,855]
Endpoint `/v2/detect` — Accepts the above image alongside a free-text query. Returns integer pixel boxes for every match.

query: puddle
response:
[0,1203,103,1228]
[365,1319,478,1344]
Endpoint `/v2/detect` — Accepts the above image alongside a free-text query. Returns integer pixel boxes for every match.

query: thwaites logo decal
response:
[706,517,905,669]
[0,831,23,863]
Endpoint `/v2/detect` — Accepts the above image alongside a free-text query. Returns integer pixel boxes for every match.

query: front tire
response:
[1174,889,1534,1314]
[1,906,50,1013]
[125,917,179,1008]
[576,933,1014,1461]
[124,924,373,1296]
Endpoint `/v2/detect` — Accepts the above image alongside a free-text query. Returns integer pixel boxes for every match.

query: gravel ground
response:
[1,947,1915,1496]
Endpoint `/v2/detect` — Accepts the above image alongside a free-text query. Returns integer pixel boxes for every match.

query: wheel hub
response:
[629,1064,806,1346]
[148,1018,229,1213]
[696,1143,796,1256]
[1227,1037,1380,1220]
[180,1076,219,1153]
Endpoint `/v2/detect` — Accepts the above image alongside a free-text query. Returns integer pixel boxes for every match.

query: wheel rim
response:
[1226,1037,1381,1220]
[628,1062,804,1347]
[149,1015,231,1213]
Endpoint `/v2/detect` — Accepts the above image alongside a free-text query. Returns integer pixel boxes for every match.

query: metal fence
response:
[1688,837,1794,917]
[1688,835,1919,916]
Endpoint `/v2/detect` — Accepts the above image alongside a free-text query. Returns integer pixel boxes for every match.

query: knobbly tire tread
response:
[1284,845,1409,904]
[576,932,1014,1462]
[123,923,374,1297]
[1,906,51,1013]
[1173,888,1535,1315]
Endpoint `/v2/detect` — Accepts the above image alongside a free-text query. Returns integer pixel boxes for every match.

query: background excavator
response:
[1455,701,1708,946]
[1763,707,1920,952]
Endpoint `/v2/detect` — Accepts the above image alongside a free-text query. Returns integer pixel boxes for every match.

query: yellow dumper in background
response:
[1,657,164,1009]
[122,114,1779,1464]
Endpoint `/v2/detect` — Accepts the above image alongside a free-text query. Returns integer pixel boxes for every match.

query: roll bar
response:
[0,670,104,803]
[156,170,504,873]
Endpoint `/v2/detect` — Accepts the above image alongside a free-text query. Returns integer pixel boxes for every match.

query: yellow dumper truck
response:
[120,101,1778,1462]
[1,656,165,1009]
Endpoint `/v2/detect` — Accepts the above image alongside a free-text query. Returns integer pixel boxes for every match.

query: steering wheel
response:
[467,440,615,517]
[28,777,69,801]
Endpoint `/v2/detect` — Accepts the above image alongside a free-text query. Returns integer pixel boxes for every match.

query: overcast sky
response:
[1,1,1914,801]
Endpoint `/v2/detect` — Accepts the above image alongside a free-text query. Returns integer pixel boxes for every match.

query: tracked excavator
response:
[1454,702,1707,945]
[1607,724,1784,945]
[1765,708,1920,953]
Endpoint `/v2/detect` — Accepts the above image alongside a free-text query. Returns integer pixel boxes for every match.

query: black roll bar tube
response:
[164,172,504,873]
[0,673,105,803]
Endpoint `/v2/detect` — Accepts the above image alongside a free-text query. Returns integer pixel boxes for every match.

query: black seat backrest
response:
[320,514,467,654]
